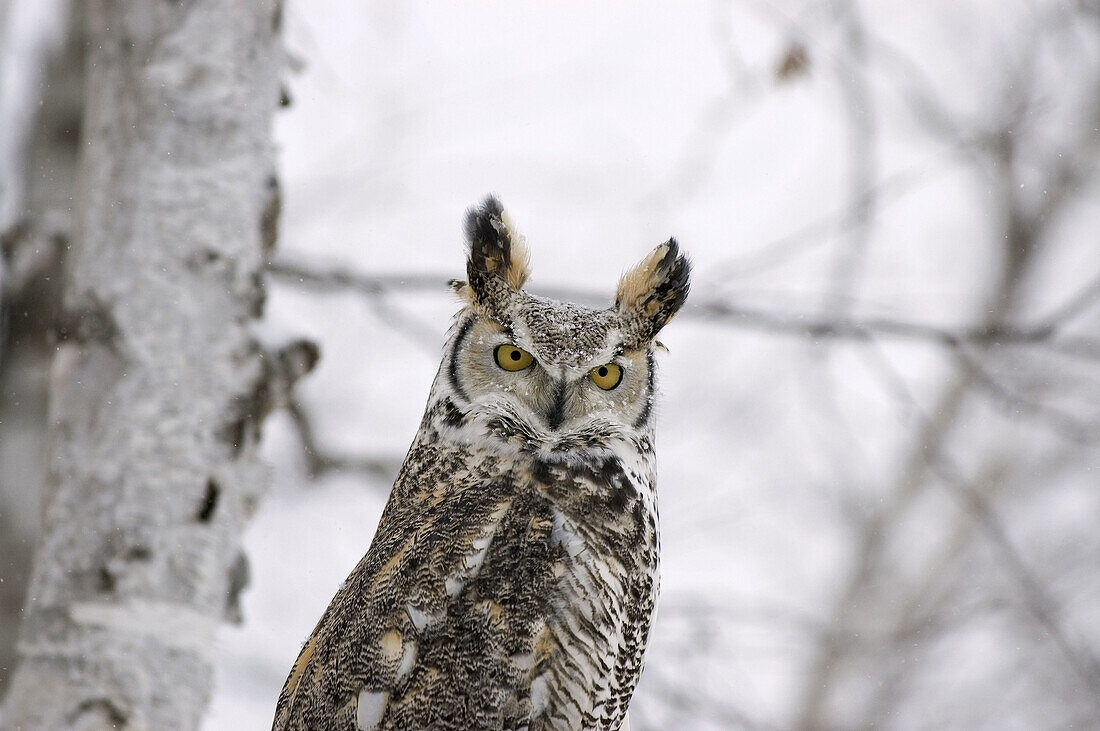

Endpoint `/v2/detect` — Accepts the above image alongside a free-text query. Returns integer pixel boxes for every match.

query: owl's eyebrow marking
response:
[632,350,656,429]
[448,315,475,403]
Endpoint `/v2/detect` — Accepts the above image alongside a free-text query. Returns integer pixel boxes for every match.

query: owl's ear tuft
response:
[464,196,531,312]
[616,239,691,344]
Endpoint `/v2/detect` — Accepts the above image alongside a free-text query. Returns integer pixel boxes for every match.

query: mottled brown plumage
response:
[273,196,689,731]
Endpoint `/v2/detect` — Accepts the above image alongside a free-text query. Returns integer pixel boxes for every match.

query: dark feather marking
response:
[464,196,511,278]
[465,195,523,321]
[632,350,657,429]
[437,398,466,428]
[649,239,691,323]
[546,379,567,431]
[448,316,475,403]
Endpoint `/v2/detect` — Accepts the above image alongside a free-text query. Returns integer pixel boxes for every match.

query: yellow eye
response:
[590,363,623,390]
[494,344,534,371]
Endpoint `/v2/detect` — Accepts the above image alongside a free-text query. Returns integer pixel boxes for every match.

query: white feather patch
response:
[550,507,587,558]
[405,604,435,634]
[510,650,536,672]
[396,640,418,683]
[462,544,489,572]
[356,689,388,730]
[445,575,465,598]
[530,673,550,716]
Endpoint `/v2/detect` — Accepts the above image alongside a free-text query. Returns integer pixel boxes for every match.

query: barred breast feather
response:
[273,401,659,731]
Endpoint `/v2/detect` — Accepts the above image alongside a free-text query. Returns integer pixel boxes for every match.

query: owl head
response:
[443,196,690,441]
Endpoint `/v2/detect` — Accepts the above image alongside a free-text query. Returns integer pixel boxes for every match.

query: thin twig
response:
[703,167,927,285]
[267,259,1100,356]
[267,259,443,351]
[635,670,779,731]
[952,345,1100,443]
[268,259,446,295]
[690,299,1090,351]
[1033,270,1100,333]
[822,0,877,318]
[284,394,401,484]
[927,454,1100,709]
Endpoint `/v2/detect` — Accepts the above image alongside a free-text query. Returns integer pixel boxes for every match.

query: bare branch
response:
[635,670,779,731]
[267,257,609,308]
[268,259,446,296]
[259,338,400,485]
[793,52,1078,716]
[269,258,1100,358]
[852,343,1088,726]
[704,167,927,284]
[267,259,443,351]
[862,28,972,150]
[690,299,1098,353]
[822,0,877,318]
[283,395,400,484]
[645,0,775,207]
[926,454,1100,709]
[658,593,823,636]
[952,345,1100,443]
[1033,270,1100,333]
[264,340,321,407]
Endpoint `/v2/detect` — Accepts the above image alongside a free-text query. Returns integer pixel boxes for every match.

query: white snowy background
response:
[3,1,1099,729]
[207,2,1100,728]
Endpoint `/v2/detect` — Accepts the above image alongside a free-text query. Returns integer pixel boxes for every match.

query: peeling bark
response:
[2,0,282,728]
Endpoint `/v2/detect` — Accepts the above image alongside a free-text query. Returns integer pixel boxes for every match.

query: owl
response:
[273,196,690,731]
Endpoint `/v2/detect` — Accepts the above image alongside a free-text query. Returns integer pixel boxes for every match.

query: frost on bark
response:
[2,0,282,728]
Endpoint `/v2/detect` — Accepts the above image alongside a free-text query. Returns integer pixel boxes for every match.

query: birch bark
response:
[2,1,282,728]
[0,0,78,696]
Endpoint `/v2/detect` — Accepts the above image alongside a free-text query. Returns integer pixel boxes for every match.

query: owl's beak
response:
[545,378,568,431]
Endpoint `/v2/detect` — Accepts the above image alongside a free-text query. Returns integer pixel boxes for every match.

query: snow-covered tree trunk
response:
[2,0,282,728]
